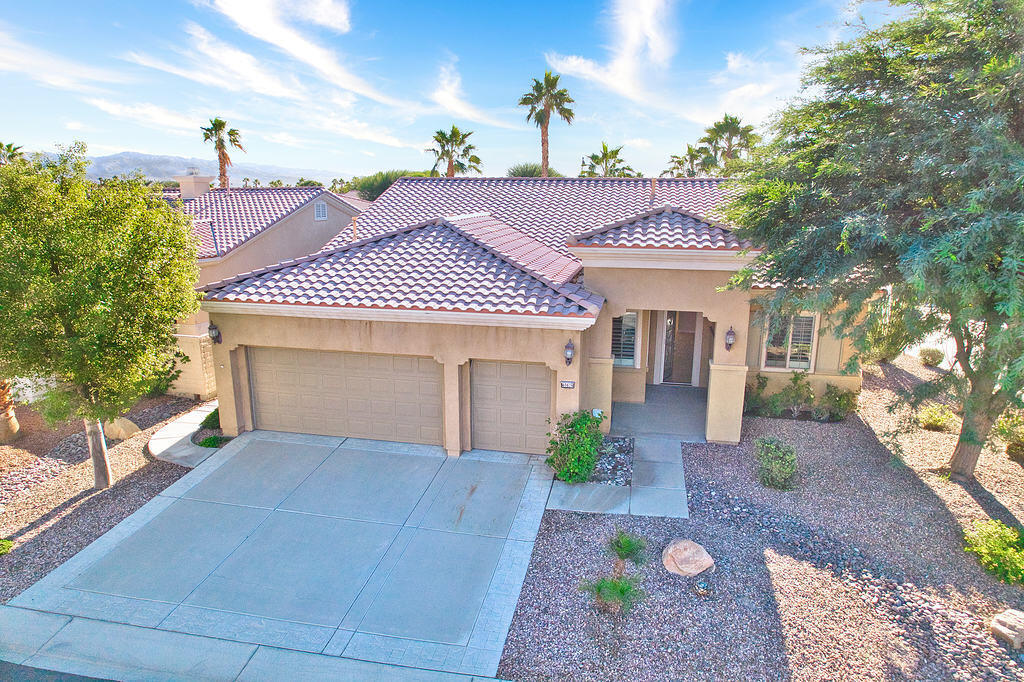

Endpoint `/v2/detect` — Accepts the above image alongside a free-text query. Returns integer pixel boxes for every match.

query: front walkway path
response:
[147,399,218,468]
[1,432,552,680]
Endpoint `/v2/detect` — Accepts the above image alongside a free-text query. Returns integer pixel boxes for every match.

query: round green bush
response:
[919,347,945,367]
[1007,441,1024,466]
[754,436,798,489]
[917,405,957,432]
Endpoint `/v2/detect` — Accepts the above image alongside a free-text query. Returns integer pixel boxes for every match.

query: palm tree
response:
[242,177,251,188]
[699,114,760,173]
[200,118,245,189]
[661,144,717,177]
[507,162,563,177]
[0,379,19,443]
[427,126,482,178]
[252,178,261,187]
[0,142,24,165]
[518,71,575,178]
[580,142,638,178]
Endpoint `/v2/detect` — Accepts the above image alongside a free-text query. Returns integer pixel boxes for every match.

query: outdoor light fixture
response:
[564,339,575,366]
[208,323,222,344]
[724,326,736,351]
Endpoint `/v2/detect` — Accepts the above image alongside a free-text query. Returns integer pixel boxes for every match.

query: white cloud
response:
[429,57,518,129]
[624,137,652,149]
[299,108,419,149]
[203,0,410,108]
[261,131,307,147]
[125,23,305,100]
[85,99,197,135]
[0,26,126,92]
[64,121,85,131]
[546,0,675,103]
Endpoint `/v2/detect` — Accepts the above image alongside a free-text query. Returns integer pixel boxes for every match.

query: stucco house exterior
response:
[167,174,369,399]
[199,177,860,455]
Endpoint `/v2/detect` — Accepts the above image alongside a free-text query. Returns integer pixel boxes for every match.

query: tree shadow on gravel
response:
[869,362,957,409]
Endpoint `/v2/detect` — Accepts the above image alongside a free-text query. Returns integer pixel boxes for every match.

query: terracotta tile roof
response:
[570,205,753,250]
[447,213,581,284]
[201,215,603,319]
[326,176,731,254]
[177,187,360,259]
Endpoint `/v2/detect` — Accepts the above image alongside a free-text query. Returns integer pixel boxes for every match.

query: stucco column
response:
[582,307,614,433]
[705,306,751,444]
[441,360,463,456]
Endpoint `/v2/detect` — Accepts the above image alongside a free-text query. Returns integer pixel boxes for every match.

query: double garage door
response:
[248,348,552,454]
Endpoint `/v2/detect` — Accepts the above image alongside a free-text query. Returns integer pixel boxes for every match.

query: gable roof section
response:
[178,187,358,259]
[201,215,603,321]
[325,177,731,255]
[447,212,581,284]
[570,205,753,250]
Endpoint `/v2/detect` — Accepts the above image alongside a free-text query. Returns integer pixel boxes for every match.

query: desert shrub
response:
[546,410,605,483]
[773,372,814,418]
[0,538,12,556]
[754,436,798,489]
[581,575,644,615]
[964,520,1024,584]
[863,294,913,363]
[994,410,1024,464]
[744,374,770,415]
[609,530,646,571]
[917,405,957,432]
[198,435,232,448]
[919,347,945,367]
[814,384,859,422]
[147,349,188,397]
[200,407,220,430]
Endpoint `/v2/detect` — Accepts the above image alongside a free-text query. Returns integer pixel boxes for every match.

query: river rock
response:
[663,539,714,577]
[103,416,140,441]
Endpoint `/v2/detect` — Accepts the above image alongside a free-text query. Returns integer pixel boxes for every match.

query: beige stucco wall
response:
[206,311,583,455]
[168,331,216,400]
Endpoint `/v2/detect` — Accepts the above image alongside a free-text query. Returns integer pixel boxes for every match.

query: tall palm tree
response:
[661,144,717,177]
[201,118,245,189]
[427,126,482,178]
[580,142,638,178]
[518,71,575,178]
[699,113,760,172]
[0,379,19,443]
[0,142,24,165]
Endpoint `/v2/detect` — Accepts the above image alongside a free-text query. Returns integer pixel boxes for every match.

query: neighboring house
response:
[167,174,366,399]
[199,177,860,455]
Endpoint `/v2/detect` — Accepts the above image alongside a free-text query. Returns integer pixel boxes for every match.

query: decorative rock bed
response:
[590,436,633,486]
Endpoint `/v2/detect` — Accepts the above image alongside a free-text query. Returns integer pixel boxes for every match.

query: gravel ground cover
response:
[0,397,195,603]
[591,437,633,486]
[501,356,1024,680]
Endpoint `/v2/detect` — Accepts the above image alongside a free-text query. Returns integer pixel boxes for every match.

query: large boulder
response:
[662,539,714,577]
[103,416,140,441]
[992,609,1024,649]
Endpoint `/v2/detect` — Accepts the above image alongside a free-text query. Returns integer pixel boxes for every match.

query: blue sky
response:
[0,0,873,179]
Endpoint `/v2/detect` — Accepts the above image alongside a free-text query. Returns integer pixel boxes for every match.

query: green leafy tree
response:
[0,142,24,165]
[343,170,435,201]
[200,117,245,189]
[506,162,563,177]
[580,142,638,178]
[295,177,323,186]
[518,71,575,178]
[268,179,283,187]
[661,144,717,177]
[728,0,1024,478]
[699,114,760,175]
[427,126,482,178]
[0,144,199,487]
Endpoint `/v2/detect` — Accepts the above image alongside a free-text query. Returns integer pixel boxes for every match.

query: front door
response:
[661,311,697,385]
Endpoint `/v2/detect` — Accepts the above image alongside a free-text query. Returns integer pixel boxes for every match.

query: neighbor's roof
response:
[201,213,603,319]
[570,205,753,250]
[323,176,731,254]
[177,187,365,259]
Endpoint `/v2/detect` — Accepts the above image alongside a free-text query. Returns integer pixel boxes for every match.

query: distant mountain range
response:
[85,152,347,185]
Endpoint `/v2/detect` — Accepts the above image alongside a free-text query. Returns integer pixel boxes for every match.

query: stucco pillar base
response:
[584,357,613,434]
[442,360,463,457]
[705,363,748,444]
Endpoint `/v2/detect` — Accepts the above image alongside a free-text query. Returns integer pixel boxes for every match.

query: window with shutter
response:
[612,312,638,367]
[762,315,816,371]
[314,200,328,221]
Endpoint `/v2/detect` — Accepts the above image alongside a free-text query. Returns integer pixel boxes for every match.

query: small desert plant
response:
[147,349,188,397]
[546,410,605,483]
[754,436,798,489]
[744,374,770,415]
[609,530,646,576]
[917,405,957,432]
[0,538,12,556]
[919,347,945,367]
[994,410,1024,465]
[814,384,858,422]
[581,575,644,615]
[198,435,232,448]
[774,372,814,418]
[964,520,1024,584]
[200,407,220,430]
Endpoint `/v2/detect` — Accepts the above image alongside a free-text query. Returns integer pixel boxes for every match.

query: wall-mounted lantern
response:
[724,326,736,351]
[208,323,223,344]
[564,339,575,366]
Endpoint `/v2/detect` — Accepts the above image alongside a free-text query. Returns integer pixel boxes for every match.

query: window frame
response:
[611,311,642,369]
[759,313,819,372]
[314,200,328,221]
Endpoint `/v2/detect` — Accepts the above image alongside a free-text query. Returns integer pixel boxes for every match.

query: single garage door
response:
[471,360,551,454]
[248,347,443,445]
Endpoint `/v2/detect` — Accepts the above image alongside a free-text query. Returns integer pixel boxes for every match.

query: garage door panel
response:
[471,360,551,455]
[249,348,442,445]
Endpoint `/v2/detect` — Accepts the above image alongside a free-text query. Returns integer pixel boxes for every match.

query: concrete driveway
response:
[0,432,553,680]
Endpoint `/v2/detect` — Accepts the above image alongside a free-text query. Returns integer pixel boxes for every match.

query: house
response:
[199,177,861,455]
[167,174,368,399]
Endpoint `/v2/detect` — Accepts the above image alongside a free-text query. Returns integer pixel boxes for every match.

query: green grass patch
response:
[964,520,1024,584]
[198,435,232,448]
[200,408,220,430]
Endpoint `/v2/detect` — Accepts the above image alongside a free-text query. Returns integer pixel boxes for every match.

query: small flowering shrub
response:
[546,410,605,483]
[917,405,957,432]
[919,347,945,367]
[754,437,798,489]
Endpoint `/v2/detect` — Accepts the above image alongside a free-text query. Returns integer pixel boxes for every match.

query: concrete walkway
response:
[147,400,218,468]
[2,432,552,680]
[610,384,707,442]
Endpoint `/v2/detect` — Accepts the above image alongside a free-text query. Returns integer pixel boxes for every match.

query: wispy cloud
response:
[0,26,127,92]
[203,0,411,108]
[260,131,307,147]
[624,137,652,149]
[125,23,305,100]
[429,57,518,130]
[546,0,675,103]
[85,99,197,135]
